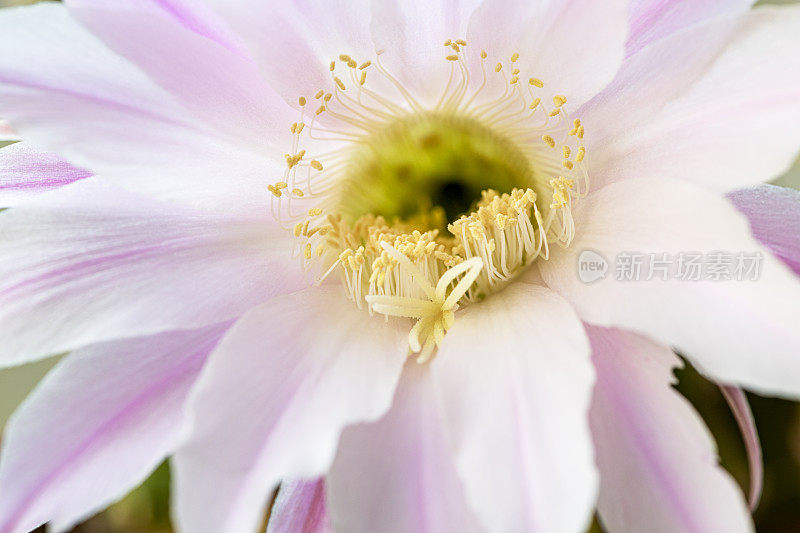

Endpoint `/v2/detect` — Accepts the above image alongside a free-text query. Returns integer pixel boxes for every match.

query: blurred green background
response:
[1,0,800,531]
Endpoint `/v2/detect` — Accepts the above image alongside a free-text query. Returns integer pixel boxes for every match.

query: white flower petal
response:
[0,180,303,367]
[172,286,408,533]
[587,325,753,533]
[431,283,597,533]
[201,0,374,104]
[0,323,228,533]
[64,0,295,149]
[539,178,800,398]
[0,143,91,207]
[466,0,628,108]
[626,0,752,55]
[0,3,278,215]
[371,0,481,103]
[327,362,480,533]
[589,6,800,192]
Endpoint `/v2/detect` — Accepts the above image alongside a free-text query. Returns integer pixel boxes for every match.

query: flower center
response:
[268,40,589,362]
[337,113,535,231]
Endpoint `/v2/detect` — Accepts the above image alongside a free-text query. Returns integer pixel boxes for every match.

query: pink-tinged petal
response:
[539,178,800,398]
[0,3,278,215]
[580,14,743,166]
[327,362,480,533]
[0,322,229,533]
[589,6,800,192]
[201,0,373,105]
[626,0,752,56]
[587,325,753,533]
[268,479,333,533]
[431,283,597,533]
[720,385,763,510]
[371,0,481,104]
[0,180,303,367]
[0,143,91,207]
[172,286,408,533]
[466,0,628,108]
[0,120,17,141]
[728,185,800,276]
[64,0,295,149]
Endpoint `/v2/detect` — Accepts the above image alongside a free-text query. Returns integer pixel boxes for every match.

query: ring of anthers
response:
[268,39,589,363]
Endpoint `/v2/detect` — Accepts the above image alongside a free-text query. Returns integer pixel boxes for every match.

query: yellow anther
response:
[298,96,307,107]
[529,98,541,110]
[512,68,520,75]
[268,185,282,197]
[577,125,585,138]
[563,146,571,159]
[308,208,323,216]
[329,61,336,71]
[359,71,367,85]
[548,108,561,117]
[310,160,324,171]
[444,39,452,46]
[296,123,305,134]
[339,54,352,62]
[542,135,556,148]
[358,61,371,70]
[456,39,467,46]
[562,160,574,170]
[510,76,519,84]
[450,43,460,52]
[315,89,325,99]
[275,181,288,189]
[290,123,297,133]
[511,52,520,62]
[576,147,585,163]
[304,243,313,259]
[446,54,459,61]
[348,59,357,68]
[480,50,488,59]
[495,63,503,72]
[292,188,305,197]
[334,77,346,91]
[553,95,567,107]
[316,105,326,115]
[324,93,332,102]
[529,78,544,88]
[293,222,303,237]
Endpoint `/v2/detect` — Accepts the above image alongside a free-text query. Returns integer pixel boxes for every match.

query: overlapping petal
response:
[172,286,408,533]
[327,361,479,533]
[0,323,229,533]
[729,185,800,276]
[0,3,281,215]
[587,325,752,533]
[539,178,800,398]
[267,478,332,533]
[431,283,597,533]
[587,6,800,192]
[0,180,302,367]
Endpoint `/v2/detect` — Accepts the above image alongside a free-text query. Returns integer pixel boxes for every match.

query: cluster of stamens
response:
[267,39,589,361]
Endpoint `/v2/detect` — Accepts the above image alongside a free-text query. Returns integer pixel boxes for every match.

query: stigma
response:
[267,39,589,361]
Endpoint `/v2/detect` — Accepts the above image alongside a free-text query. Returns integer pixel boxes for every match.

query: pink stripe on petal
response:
[0,322,230,533]
[0,120,17,141]
[268,479,332,533]
[728,185,800,276]
[720,385,763,511]
[0,143,91,207]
